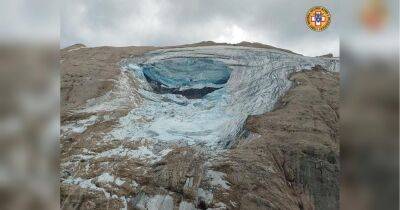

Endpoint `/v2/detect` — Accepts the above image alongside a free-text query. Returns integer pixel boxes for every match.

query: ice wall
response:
[140,58,231,99]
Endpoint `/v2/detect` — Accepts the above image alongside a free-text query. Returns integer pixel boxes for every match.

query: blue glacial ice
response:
[109,46,339,148]
[141,58,231,89]
[140,58,231,99]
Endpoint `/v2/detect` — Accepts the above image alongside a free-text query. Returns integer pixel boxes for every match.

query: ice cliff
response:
[141,58,231,98]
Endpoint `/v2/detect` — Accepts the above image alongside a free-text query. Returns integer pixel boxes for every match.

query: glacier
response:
[141,57,231,98]
[109,46,339,148]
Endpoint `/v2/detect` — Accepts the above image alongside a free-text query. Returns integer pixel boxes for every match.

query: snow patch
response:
[159,148,173,156]
[62,177,111,199]
[96,172,127,186]
[97,172,115,183]
[79,70,142,113]
[179,201,196,210]
[146,195,174,210]
[61,115,97,137]
[207,170,230,190]
[197,188,213,205]
[97,146,158,162]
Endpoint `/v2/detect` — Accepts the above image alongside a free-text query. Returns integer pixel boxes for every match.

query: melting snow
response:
[207,170,231,190]
[197,188,214,205]
[97,172,115,183]
[97,146,158,160]
[61,115,97,136]
[79,72,142,113]
[179,201,196,210]
[62,177,111,198]
[146,195,174,210]
[96,172,126,187]
[159,148,173,156]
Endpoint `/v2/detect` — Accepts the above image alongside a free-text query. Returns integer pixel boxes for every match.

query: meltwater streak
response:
[110,46,339,148]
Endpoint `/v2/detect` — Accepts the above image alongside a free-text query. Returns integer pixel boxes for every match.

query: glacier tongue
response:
[110,46,339,148]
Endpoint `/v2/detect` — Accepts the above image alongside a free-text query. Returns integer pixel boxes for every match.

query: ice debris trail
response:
[109,46,339,148]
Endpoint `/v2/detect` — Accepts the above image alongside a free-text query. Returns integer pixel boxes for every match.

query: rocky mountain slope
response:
[60,42,339,210]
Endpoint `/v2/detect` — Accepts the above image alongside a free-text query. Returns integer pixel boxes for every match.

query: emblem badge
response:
[306,6,331,32]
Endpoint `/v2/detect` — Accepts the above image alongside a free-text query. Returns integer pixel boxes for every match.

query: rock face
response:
[222,68,340,210]
[60,42,339,210]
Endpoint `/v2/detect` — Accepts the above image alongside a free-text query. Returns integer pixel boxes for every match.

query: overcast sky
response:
[61,0,339,56]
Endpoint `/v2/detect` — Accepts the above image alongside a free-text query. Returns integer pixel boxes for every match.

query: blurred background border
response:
[0,0,398,209]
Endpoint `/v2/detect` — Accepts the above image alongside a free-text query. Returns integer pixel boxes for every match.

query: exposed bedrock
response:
[239,69,340,210]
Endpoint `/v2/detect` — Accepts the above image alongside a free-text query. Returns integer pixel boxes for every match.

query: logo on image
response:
[306,6,331,32]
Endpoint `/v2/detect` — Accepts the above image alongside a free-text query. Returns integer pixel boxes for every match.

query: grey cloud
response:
[0,0,59,42]
[61,0,339,56]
